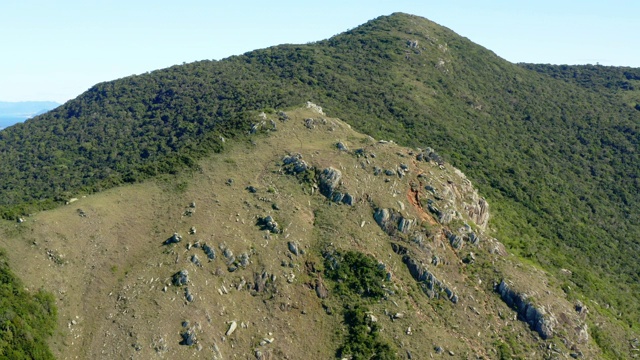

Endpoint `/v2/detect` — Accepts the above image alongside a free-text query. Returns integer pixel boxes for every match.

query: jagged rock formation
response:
[496,280,556,339]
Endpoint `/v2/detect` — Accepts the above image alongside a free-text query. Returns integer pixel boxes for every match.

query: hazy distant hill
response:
[0,12,638,358]
[0,101,59,128]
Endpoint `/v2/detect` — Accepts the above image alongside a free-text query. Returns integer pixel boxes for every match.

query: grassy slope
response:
[0,12,638,354]
[0,108,602,359]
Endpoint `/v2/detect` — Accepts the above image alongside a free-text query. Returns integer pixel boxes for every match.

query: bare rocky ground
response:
[0,104,603,359]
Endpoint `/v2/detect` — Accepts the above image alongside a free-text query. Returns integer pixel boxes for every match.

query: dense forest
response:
[0,249,57,359]
[0,12,639,356]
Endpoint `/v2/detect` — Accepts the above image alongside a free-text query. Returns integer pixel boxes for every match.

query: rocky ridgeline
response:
[275,108,596,356]
[17,104,600,359]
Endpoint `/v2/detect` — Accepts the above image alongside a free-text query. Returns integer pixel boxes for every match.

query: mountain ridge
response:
[0,12,638,358]
[0,105,601,359]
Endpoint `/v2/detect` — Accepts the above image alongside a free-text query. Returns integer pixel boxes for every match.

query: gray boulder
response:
[202,244,215,260]
[253,271,270,293]
[331,192,345,203]
[318,167,342,198]
[164,233,182,245]
[257,215,281,234]
[239,252,250,267]
[190,254,201,267]
[277,111,289,121]
[172,270,189,286]
[374,208,415,235]
[315,278,329,299]
[288,241,300,256]
[180,327,196,346]
[185,288,194,302]
[304,118,315,129]
[447,232,464,250]
[342,193,355,206]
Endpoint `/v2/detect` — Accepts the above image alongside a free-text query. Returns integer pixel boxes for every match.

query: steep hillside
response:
[0,106,604,359]
[0,12,639,357]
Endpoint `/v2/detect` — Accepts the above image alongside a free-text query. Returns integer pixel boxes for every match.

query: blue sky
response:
[1,0,638,103]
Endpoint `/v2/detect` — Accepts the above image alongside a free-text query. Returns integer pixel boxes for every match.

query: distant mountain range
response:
[0,101,60,129]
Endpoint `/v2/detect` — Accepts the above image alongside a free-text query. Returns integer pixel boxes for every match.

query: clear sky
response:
[1,0,638,103]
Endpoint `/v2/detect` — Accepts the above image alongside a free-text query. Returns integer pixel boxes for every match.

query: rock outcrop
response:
[318,167,342,198]
[496,280,557,339]
[374,208,415,235]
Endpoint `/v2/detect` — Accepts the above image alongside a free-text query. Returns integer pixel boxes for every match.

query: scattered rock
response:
[253,271,270,293]
[318,167,342,198]
[247,185,258,193]
[239,252,250,267]
[202,244,215,260]
[185,288,194,302]
[180,327,197,346]
[172,270,189,286]
[304,118,315,129]
[342,193,355,206]
[416,147,444,165]
[315,278,329,299]
[257,215,281,234]
[336,141,348,151]
[287,241,300,256]
[277,111,289,121]
[575,301,586,314]
[374,208,414,235]
[282,153,310,174]
[190,254,201,267]
[305,101,325,115]
[189,226,196,235]
[164,233,182,245]
[226,321,237,336]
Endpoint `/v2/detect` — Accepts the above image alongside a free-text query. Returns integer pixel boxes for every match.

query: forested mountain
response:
[0,12,639,358]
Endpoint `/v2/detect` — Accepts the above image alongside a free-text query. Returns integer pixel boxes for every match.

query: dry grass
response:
[0,106,601,359]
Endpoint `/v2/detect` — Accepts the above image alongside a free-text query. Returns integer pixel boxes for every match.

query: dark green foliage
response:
[323,250,395,359]
[519,63,640,93]
[324,250,386,300]
[338,305,395,360]
[0,249,57,359]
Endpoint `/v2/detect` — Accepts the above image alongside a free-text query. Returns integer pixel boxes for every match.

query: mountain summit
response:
[0,13,638,358]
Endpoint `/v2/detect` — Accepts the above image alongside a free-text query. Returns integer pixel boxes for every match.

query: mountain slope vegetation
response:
[0,12,638,357]
[0,106,604,359]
